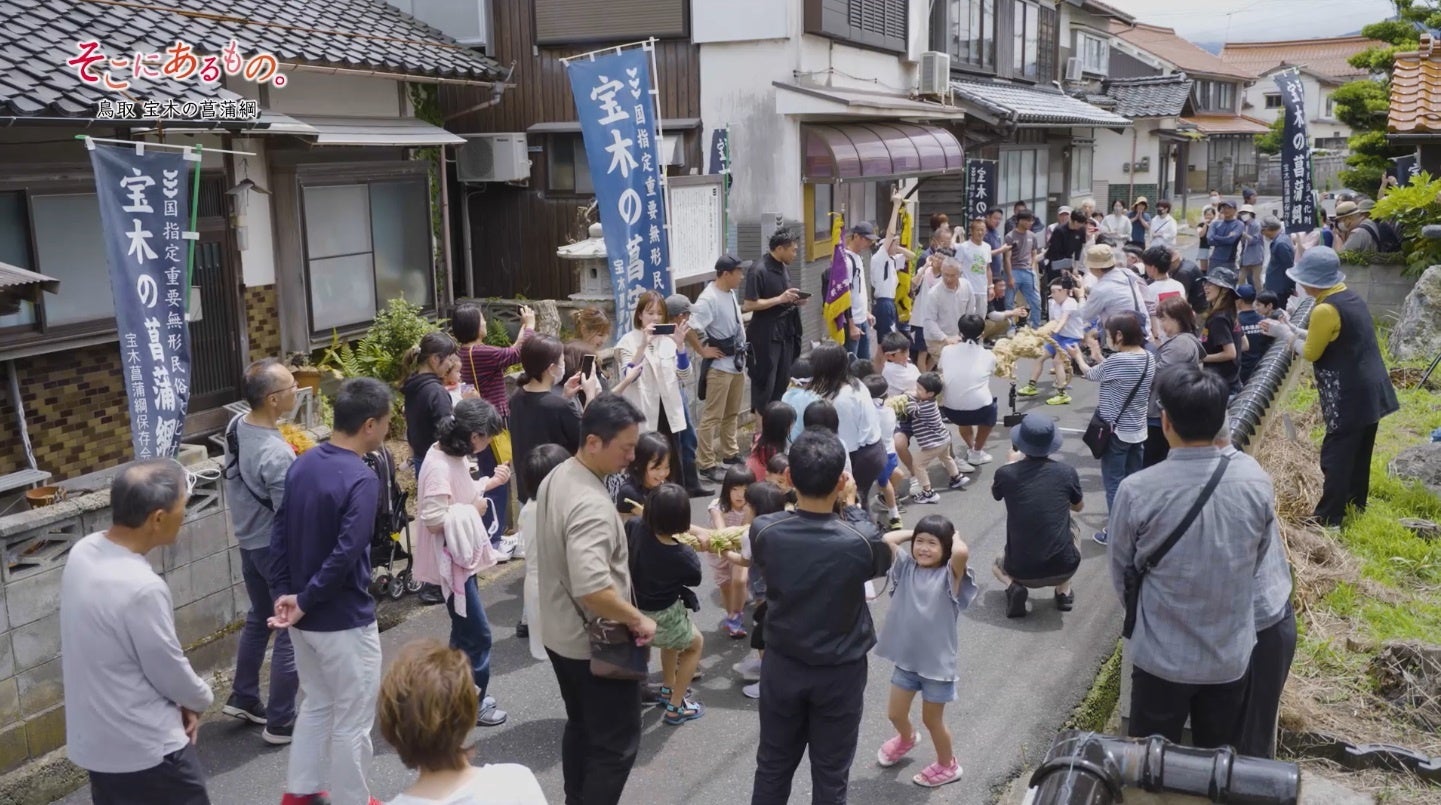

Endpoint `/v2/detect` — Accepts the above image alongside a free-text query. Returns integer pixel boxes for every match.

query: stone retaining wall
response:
[1344,262,1416,324]
[0,458,242,775]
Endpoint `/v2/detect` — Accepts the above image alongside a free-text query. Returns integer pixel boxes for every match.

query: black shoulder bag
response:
[1082,353,1152,459]
[1121,454,1231,639]
[223,413,275,511]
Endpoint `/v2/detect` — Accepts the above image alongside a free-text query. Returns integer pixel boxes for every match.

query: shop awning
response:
[950,79,1132,128]
[263,115,466,146]
[774,82,969,120]
[0,262,59,295]
[803,123,964,182]
[1180,115,1272,135]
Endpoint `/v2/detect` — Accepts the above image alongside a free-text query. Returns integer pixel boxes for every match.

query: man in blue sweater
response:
[269,377,392,805]
[1207,200,1244,269]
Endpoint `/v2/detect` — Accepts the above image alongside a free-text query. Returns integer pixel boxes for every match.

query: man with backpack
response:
[222,358,300,745]
[1336,200,1401,253]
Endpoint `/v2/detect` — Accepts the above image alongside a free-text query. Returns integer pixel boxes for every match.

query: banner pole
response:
[646,37,674,294]
[186,145,202,307]
[559,39,659,64]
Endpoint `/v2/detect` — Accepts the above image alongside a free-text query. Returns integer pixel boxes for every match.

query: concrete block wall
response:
[1343,262,1416,325]
[0,460,243,775]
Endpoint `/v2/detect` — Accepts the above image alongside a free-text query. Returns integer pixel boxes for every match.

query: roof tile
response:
[950,79,1132,127]
[1218,36,1381,83]
[1103,74,1193,118]
[1109,21,1256,81]
[1388,35,1441,134]
[0,0,502,120]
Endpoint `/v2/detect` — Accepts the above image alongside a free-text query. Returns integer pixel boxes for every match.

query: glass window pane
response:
[812,184,833,241]
[0,191,33,269]
[370,180,433,310]
[303,185,371,259]
[32,193,113,325]
[309,253,376,331]
[1024,6,1039,78]
[1020,151,1036,200]
[983,0,995,67]
[1013,1,1025,73]
[574,139,594,194]
[549,137,575,191]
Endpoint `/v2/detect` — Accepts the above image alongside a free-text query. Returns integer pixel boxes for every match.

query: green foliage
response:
[1255,116,1284,156]
[483,313,512,348]
[1371,170,1441,274]
[318,297,441,386]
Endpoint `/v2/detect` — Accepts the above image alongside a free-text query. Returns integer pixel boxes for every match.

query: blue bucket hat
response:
[1286,246,1345,289]
[1010,412,1064,458]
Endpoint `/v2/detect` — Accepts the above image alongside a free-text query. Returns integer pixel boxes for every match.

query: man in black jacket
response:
[744,229,807,412]
[1167,247,1209,315]
[1042,212,1088,288]
[750,430,893,804]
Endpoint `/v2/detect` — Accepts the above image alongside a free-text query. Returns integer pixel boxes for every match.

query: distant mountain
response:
[1194,41,1224,55]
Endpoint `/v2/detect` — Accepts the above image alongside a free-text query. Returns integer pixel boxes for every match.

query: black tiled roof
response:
[1103,74,1194,119]
[0,0,502,120]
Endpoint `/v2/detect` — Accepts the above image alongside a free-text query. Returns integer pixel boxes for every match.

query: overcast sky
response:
[1101,0,1395,45]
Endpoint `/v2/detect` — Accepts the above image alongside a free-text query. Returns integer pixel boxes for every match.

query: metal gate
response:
[186,176,243,412]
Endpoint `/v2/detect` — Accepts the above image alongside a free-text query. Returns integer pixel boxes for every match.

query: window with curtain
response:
[1070,145,1093,195]
[0,189,113,333]
[1193,80,1237,114]
[999,148,1049,224]
[1013,1,1040,79]
[547,135,594,194]
[1076,31,1109,75]
[943,0,996,70]
[301,178,433,333]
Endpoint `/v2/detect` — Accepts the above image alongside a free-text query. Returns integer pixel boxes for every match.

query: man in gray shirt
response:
[62,459,214,803]
[221,358,299,744]
[1110,363,1277,748]
[691,255,750,482]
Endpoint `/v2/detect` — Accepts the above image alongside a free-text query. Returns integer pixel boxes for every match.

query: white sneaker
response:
[743,682,761,699]
[966,449,993,465]
[493,537,516,563]
[508,534,525,558]
[732,656,763,682]
[954,459,976,473]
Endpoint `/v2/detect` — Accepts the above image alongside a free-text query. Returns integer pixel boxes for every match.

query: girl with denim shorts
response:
[873,515,978,788]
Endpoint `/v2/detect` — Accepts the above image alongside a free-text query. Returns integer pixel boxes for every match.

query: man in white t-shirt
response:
[843,222,879,359]
[956,218,1009,312]
[937,313,1000,465]
[1142,253,1186,341]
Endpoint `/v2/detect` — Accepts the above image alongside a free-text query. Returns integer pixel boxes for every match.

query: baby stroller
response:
[366,447,420,601]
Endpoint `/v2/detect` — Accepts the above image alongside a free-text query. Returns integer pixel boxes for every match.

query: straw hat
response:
[1083,244,1116,270]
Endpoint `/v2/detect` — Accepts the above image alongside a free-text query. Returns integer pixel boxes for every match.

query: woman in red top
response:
[451,303,535,558]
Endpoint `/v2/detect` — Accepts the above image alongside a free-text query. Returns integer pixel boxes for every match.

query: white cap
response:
[1058,206,1073,215]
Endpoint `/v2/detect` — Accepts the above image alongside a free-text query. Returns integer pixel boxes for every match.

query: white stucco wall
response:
[1244,70,1353,145]
[231,137,276,287]
[266,71,404,117]
[1093,122,1160,189]
[696,0,923,225]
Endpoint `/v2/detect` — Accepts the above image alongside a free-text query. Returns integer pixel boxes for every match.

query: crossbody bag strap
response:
[1110,353,1151,426]
[224,413,275,512]
[466,345,478,389]
[1137,454,1232,575]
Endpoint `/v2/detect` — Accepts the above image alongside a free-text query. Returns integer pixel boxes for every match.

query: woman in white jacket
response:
[614,289,694,482]
[413,398,509,727]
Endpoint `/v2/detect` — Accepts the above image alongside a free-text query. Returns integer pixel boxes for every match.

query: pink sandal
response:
[876,732,921,767]
[912,759,963,787]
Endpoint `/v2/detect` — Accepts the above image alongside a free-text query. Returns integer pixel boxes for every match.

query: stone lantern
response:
[557,223,613,303]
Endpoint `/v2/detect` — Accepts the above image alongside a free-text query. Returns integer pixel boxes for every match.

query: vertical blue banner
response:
[88,143,193,459]
[1273,69,1315,233]
[965,159,997,221]
[566,48,671,328]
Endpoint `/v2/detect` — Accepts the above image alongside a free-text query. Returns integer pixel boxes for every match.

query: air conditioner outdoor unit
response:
[457,133,530,183]
[919,50,951,96]
[1065,57,1084,82]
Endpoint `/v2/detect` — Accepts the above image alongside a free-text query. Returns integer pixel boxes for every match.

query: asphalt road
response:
[58,370,1117,805]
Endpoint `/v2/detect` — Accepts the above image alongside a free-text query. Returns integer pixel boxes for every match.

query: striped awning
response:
[803,123,964,182]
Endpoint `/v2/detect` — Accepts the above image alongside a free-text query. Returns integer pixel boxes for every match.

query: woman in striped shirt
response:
[1067,311,1154,546]
[452,303,535,548]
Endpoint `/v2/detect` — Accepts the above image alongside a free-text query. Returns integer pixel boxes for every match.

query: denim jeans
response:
[1101,438,1145,512]
[448,575,494,697]
[232,547,297,727]
[844,321,871,359]
[1012,268,1042,328]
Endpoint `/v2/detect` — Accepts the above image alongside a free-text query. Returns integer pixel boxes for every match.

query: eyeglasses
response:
[269,382,299,397]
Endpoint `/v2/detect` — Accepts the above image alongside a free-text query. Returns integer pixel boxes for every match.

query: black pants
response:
[548,649,642,805]
[1239,603,1297,758]
[1315,422,1378,526]
[89,745,210,805]
[749,336,797,413]
[1128,665,1249,749]
[848,440,888,504]
[752,651,867,805]
[657,406,701,490]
